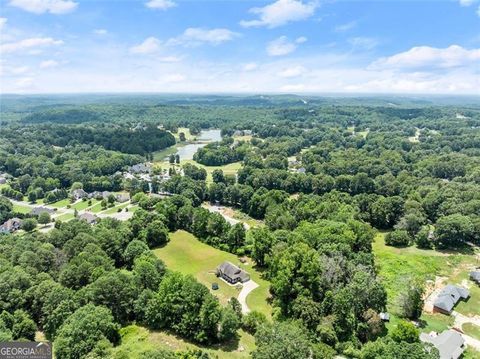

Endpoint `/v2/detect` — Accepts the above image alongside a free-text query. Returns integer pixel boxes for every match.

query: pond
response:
[174,129,221,160]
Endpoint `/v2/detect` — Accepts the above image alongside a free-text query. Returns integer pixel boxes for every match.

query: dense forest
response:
[0,94,479,358]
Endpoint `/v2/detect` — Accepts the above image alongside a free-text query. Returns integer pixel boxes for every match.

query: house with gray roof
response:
[420,329,466,359]
[433,285,470,314]
[30,207,55,217]
[0,218,22,234]
[78,212,98,225]
[129,163,152,174]
[217,261,250,284]
[71,188,88,200]
[470,271,480,285]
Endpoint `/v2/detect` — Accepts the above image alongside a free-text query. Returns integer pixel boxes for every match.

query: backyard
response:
[153,230,271,317]
[373,232,480,338]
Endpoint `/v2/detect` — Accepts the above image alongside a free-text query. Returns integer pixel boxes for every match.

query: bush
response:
[415,226,433,249]
[385,230,410,247]
[242,311,267,334]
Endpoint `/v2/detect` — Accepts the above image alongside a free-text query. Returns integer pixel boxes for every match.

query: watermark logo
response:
[0,342,52,359]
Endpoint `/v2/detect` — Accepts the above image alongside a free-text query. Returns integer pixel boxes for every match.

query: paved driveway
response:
[238,280,259,314]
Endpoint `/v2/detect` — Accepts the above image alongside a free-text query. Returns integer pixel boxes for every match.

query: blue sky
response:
[0,0,479,94]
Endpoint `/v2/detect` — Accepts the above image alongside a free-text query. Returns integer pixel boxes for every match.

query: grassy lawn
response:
[12,203,31,214]
[71,200,94,211]
[49,198,71,208]
[418,313,454,333]
[111,325,255,359]
[55,213,75,222]
[89,202,105,213]
[181,159,243,183]
[103,202,129,214]
[153,230,271,317]
[462,323,480,340]
[373,232,479,335]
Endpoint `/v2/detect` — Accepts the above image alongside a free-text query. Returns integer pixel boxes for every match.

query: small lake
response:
[174,129,221,160]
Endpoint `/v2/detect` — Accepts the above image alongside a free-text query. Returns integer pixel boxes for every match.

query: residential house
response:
[129,163,152,174]
[71,188,88,200]
[470,271,480,285]
[216,261,250,284]
[296,167,306,174]
[0,218,22,233]
[115,193,130,203]
[433,285,470,314]
[0,177,6,184]
[30,207,55,216]
[78,213,98,225]
[420,329,466,359]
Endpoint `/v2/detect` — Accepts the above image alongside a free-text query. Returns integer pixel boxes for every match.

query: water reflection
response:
[174,129,221,160]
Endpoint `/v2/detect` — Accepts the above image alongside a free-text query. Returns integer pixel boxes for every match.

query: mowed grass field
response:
[111,325,255,359]
[153,230,271,317]
[373,232,480,334]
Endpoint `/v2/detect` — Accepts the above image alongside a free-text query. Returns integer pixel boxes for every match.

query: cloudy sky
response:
[0,0,479,94]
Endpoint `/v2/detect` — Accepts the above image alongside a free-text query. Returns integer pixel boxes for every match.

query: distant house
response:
[71,188,88,200]
[420,329,466,359]
[433,285,470,314]
[0,177,6,184]
[296,167,306,174]
[89,191,112,200]
[30,207,55,217]
[78,212,98,225]
[217,261,250,284]
[470,271,480,285]
[129,163,152,174]
[115,193,130,203]
[0,218,22,233]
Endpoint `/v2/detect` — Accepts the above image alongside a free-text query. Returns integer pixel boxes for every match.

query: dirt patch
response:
[424,276,448,313]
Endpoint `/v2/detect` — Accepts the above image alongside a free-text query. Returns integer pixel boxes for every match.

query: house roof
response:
[470,271,480,283]
[420,330,465,359]
[72,188,87,196]
[434,285,470,312]
[0,217,22,232]
[217,261,250,282]
[78,213,98,224]
[30,207,55,216]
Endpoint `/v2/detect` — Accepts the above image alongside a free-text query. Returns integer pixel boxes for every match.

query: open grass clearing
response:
[373,232,479,333]
[462,323,480,341]
[12,203,31,214]
[111,325,255,359]
[55,213,75,222]
[103,202,130,214]
[48,198,71,208]
[153,230,271,317]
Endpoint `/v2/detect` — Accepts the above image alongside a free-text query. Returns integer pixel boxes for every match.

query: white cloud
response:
[372,45,480,70]
[15,77,34,88]
[459,0,476,6]
[243,62,258,71]
[0,17,7,30]
[163,73,185,82]
[130,37,162,54]
[240,0,317,28]
[348,37,378,50]
[9,0,78,14]
[296,36,307,44]
[278,65,306,78]
[145,0,176,10]
[266,36,304,56]
[0,64,30,76]
[335,20,357,32]
[158,56,182,62]
[40,60,59,68]
[1,37,64,54]
[167,28,239,47]
[93,29,108,35]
